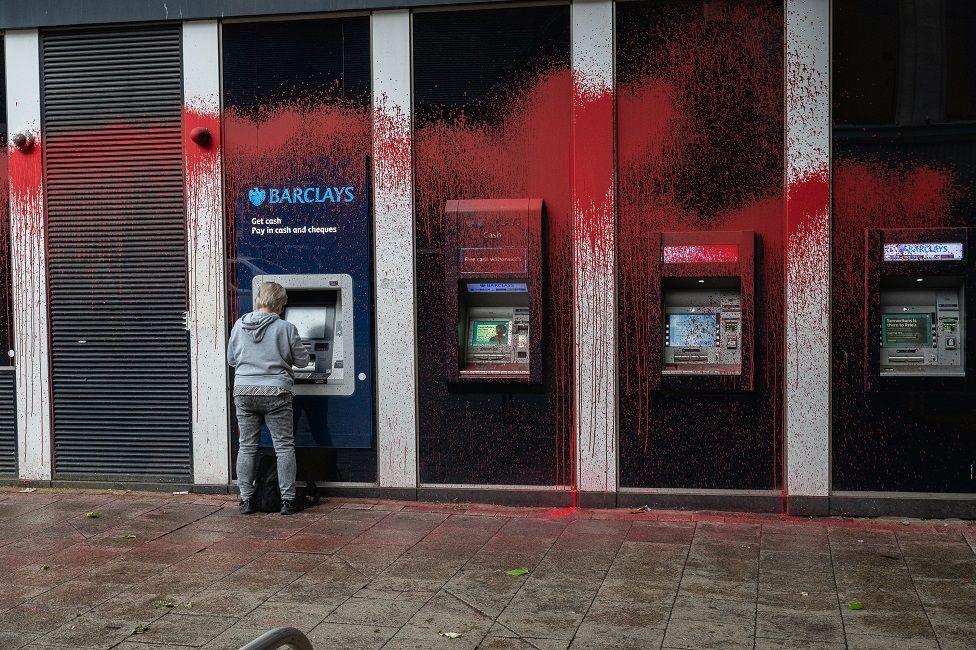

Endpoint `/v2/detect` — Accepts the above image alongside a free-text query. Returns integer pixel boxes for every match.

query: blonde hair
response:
[255,281,288,313]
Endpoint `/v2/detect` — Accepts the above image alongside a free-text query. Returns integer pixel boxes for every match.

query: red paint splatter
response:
[414,68,575,488]
[183,105,223,422]
[572,72,615,499]
[830,158,970,491]
[8,134,47,467]
[223,100,371,325]
[616,0,784,491]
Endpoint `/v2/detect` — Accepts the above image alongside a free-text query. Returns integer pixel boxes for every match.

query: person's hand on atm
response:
[289,327,312,369]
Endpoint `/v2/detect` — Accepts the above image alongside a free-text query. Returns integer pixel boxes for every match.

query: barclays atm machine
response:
[444,198,544,385]
[252,274,356,394]
[650,230,756,391]
[866,228,973,385]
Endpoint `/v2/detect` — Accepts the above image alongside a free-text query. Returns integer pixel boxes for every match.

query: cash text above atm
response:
[865,228,974,389]
[252,274,355,396]
[647,230,757,391]
[444,198,544,385]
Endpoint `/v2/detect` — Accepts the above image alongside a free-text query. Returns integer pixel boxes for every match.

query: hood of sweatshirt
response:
[240,311,279,343]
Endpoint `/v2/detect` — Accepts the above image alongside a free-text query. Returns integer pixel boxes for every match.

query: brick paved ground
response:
[0,489,973,649]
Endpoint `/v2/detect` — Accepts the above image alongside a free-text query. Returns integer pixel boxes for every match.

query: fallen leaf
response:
[132,624,151,634]
[506,568,529,577]
[437,630,462,639]
[85,511,100,519]
[152,599,176,609]
[119,534,137,540]
[848,600,864,611]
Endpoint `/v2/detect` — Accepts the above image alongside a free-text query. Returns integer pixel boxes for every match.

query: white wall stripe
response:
[183,21,230,486]
[572,0,617,495]
[785,0,832,501]
[371,10,418,489]
[5,30,51,481]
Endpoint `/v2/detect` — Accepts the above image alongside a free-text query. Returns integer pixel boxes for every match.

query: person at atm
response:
[489,323,509,345]
[227,281,311,516]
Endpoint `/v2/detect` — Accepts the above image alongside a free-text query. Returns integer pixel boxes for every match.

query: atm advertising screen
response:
[882,313,932,348]
[470,320,511,346]
[286,306,327,340]
[668,313,717,347]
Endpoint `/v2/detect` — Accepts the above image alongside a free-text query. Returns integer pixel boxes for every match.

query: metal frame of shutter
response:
[42,25,192,481]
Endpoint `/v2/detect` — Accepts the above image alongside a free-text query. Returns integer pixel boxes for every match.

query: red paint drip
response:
[8,135,46,467]
[183,106,224,422]
[617,0,784,490]
[572,72,615,501]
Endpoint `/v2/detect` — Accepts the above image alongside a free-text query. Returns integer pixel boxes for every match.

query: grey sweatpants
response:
[235,393,296,501]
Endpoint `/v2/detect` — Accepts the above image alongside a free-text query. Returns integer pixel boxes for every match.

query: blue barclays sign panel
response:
[233,157,374,449]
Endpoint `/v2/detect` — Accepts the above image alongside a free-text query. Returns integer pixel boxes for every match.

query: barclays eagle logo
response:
[248,188,267,207]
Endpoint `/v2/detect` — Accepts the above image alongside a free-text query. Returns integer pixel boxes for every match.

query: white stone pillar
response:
[183,21,230,486]
[6,30,52,482]
[785,0,832,514]
[372,10,418,491]
[572,0,617,504]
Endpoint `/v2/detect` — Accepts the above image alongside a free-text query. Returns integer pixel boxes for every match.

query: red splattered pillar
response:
[182,21,229,486]
[372,10,418,490]
[572,0,617,504]
[5,30,52,482]
[785,0,831,515]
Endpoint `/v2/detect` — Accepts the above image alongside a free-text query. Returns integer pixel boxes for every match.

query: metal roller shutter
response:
[0,370,15,476]
[42,26,191,481]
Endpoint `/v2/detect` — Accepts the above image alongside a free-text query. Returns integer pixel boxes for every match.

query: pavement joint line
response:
[752,519,762,649]
[659,520,697,650]
[394,510,556,641]
[566,519,635,647]
[826,524,850,647]
[469,516,567,645]
[894,530,942,647]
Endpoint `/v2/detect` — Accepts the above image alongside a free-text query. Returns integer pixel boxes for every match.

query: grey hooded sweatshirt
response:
[227,311,311,392]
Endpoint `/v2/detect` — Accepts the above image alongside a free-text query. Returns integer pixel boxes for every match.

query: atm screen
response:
[286,306,327,340]
[470,319,511,346]
[882,313,932,348]
[669,313,717,347]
